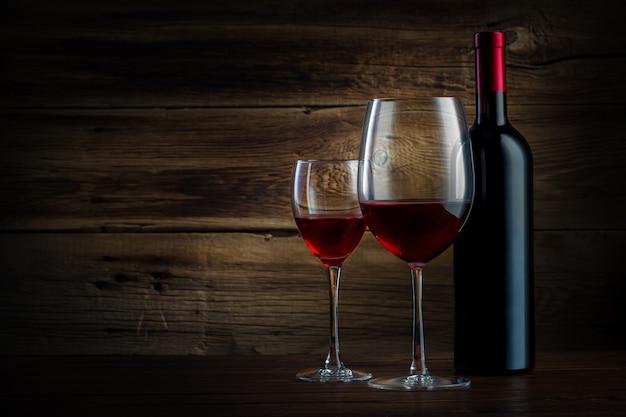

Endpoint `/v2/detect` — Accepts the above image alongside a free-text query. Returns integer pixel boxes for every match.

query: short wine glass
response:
[292,159,372,382]
[358,97,475,390]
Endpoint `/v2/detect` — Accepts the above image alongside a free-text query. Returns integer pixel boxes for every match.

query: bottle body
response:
[453,32,535,375]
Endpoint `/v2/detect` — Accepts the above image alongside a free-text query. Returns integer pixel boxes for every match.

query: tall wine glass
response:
[358,98,475,390]
[292,159,372,382]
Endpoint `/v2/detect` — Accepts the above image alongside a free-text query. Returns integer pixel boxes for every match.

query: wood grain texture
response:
[0,0,625,355]
[1,0,624,107]
[0,231,624,355]
[1,105,624,231]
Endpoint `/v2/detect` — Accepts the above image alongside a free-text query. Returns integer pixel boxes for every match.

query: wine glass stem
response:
[324,265,344,370]
[409,264,429,377]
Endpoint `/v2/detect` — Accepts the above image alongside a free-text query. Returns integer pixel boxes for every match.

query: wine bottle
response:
[453,31,535,375]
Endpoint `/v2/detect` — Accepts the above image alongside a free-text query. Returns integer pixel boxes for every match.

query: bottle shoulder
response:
[470,123,530,148]
[469,123,533,168]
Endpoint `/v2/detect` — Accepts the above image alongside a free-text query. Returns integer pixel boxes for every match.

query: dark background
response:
[1,0,625,356]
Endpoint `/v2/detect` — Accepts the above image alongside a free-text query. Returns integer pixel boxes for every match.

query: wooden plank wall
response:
[1,0,625,356]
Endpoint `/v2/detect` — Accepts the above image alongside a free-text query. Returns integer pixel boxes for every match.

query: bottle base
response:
[454,365,534,376]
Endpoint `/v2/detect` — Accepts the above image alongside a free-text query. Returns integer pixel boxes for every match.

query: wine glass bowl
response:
[291,159,371,382]
[358,98,474,390]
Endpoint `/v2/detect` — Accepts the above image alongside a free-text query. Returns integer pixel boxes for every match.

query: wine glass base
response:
[296,367,372,383]
[368,374,470,391]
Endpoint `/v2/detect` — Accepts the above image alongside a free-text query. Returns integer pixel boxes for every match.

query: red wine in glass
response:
[292,159,371,382]
[358,97,475,390]
[294,213,366,267]
[360,200,471,264]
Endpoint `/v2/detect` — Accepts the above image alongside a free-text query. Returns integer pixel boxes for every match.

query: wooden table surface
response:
[2,351,625,416]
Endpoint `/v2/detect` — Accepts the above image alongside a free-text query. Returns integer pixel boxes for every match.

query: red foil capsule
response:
[474,31,506,93]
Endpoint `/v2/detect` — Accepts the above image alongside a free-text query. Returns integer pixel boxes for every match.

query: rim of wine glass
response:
[367,96,464,103]
[293,159,359,164]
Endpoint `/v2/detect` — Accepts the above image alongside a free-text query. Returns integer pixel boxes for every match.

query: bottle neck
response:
[474,32,508,126]
[476,92,508,126]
